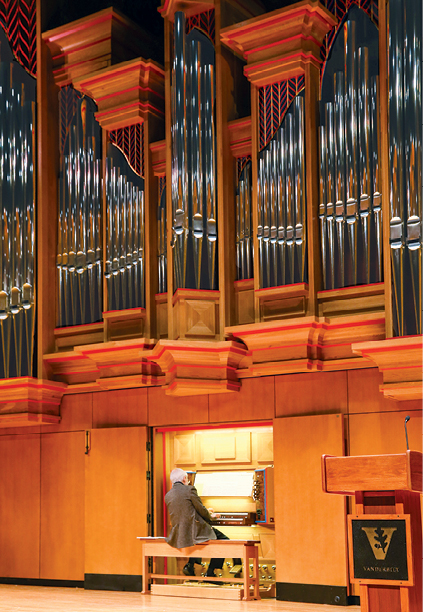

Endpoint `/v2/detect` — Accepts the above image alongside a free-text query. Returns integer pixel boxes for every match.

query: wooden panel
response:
[173,432,196,465]
[147,386,208,427]
[324,454,412,493]
[209,376,274,423]
[41,392,93,433]
[0,434,41,578]
[273,413,347,586]
[348,369,400,414]
[349,410,422,456]
[256,430,273,463]
[92,388,148,428]
[85,427,148,575]
[40,431,85,580]
[275,371,348,417]
[199,430,251,465]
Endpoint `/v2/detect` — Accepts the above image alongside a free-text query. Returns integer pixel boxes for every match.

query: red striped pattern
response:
[109,123,145,178]
[258,76,305,150]
[0,0,36,76]
[186,8,215,44]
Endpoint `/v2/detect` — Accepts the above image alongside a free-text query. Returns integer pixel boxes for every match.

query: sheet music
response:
[194,471,254,497]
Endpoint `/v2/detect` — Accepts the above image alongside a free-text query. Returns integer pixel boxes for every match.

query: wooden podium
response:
[322,451,422,612]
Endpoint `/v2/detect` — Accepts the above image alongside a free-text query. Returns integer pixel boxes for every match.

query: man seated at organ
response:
[165,468,242,580]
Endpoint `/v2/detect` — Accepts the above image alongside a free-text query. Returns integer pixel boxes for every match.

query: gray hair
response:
[170,468,187,484]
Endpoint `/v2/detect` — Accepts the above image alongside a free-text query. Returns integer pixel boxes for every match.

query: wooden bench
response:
[137,537,260,601]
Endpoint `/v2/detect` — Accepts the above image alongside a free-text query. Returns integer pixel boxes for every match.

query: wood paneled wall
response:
[85,427,148,575]
[0,434,41,578]
[0,367,420,589]
[40,432,85,581]
[273,414,347,587]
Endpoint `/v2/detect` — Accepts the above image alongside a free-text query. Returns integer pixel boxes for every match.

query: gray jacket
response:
[165,481,216,548]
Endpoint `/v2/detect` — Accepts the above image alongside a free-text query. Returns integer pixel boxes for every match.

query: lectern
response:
[322,451,422,612]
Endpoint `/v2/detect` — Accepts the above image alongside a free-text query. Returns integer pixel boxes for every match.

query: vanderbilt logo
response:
[361,527,397,560]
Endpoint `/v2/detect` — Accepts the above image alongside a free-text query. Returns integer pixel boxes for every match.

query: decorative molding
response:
[225,313,385,377]
[74,58,165,130]
[54,323,105,352]
[228,117,252,157]
[317,283,385,318]
[256,283,309,321]
[0,378,66,427]
[221,0,337,86]
[173,289,220,340]
[148,339,250,396]
[44,339,162,389]
[352,336,423,401]
[42,8,152,88]
[103,308,146,342]
[158,0,263,21]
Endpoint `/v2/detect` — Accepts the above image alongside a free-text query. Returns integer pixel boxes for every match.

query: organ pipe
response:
[0,55,36,378]
[171,11,217,291]
[319,16,382,290]
[257,94,306,288]
[104,144,145,311]
[57,96,102,327]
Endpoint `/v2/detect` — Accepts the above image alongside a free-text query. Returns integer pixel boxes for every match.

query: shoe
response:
[183,563,196,576]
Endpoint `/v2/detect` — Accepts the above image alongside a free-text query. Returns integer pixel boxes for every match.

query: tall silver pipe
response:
[190,40,203,289]
[257,156,264,288]
[173,12,188,289]
[404,0,422,332]
[325,101,335,289]
[344,20,359,285]
[334,71,346,287]
[277,127,286,287]
[205,64,217,289]
[370,76,382,283]
[295,96,306,283]
[319,124,327,289]
[358,46,371,284]
[389,0,405,333]
[244,164,252,279]
[270,140,278,287]
[285,112,295,285]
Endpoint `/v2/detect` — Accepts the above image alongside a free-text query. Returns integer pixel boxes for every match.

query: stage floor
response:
[0,585,360,612]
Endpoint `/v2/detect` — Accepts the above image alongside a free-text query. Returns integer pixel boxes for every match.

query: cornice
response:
[0,378,66,427]
[352,336,423,401]
[221,0,337,85]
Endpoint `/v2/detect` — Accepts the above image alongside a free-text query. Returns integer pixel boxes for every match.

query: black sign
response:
[351,518,409,582]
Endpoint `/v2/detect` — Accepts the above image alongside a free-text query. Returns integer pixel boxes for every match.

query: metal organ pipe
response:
[171,12,217,291]
[319,16,382,290]
[0,53,35,378]
[56,97,102,327]
[104,147,145,312]
[257,95,306,288]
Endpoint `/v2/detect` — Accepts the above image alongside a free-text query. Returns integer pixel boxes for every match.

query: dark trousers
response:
[205,528,242,577]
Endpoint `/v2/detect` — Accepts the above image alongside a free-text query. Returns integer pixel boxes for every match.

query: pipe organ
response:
[105,144,145,311]
[257,94,307,289]
[236,160,253,281]
[0,39,36,378]
[57,94,102,327]
[319,8,382,291]
[171,11,217,291]
[388,0,422,336]
[0,0,420,405]
[158,179,167,294]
